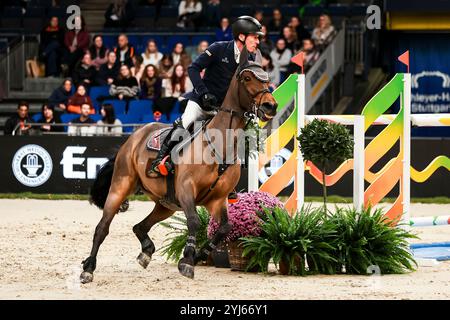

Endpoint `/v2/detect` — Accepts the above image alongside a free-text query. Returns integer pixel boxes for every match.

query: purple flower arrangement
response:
[208,191,284,243]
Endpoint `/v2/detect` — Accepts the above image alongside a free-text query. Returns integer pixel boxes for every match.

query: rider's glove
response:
[201,93,218,111]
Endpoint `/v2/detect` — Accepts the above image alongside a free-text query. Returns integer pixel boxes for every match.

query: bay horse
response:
[80,48,278,283]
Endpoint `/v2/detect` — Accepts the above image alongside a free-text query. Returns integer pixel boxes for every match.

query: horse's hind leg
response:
[133,203,174,269]
[80,175,136,284]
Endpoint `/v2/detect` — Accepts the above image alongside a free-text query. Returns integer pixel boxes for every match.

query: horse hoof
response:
[137,252,152,269]
[80,271,93,284]
[178,263,195,279]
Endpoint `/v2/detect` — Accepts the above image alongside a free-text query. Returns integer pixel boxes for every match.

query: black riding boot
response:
[148,120,183,177]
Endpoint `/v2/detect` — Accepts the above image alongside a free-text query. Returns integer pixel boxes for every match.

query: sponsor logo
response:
[12,144,53,187]
[60,146,108,179]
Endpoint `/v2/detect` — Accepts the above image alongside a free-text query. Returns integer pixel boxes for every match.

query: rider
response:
[148,15,263,177]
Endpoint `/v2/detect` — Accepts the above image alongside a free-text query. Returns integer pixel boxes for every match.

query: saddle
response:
[146,127,172,151]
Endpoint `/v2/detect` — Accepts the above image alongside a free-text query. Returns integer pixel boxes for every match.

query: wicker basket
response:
[227,241,261,272]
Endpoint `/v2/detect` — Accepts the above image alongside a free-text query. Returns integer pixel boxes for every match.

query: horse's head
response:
[236,47,278,122]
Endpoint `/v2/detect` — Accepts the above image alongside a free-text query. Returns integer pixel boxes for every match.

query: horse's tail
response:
[89,156,116,210]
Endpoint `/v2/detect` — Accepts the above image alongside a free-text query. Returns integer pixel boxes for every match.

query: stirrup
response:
[227,191,238,204]
[157,155,171,176]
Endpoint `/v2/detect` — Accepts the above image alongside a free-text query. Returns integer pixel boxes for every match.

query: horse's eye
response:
[245,76,251,82]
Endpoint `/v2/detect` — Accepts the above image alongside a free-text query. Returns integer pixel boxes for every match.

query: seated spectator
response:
[156,64,193,120]
[312,14,335,48]
[96,104,123,136]
[215,17,232,41]
[259,25,274,56]
[282,26,300,53]
[206,0,221,27]
[4,101,33,135]
[158,54,174,79]
[141,39,163,67]
[191,40,209,61]
[39,104,63,133]
[289,16,310,43]
[67,84,95,114]
[131,55,145,82]
[104,0,135,30]
[109,64,139,101]
[68,103,97,136]
[302,38,319,70]
[114,34,135,68]
[95,51,119,86]
[171,42,192,70]
[62,15,90,76]
[48,78,73,112]
[89,35,109,70]
[268,9,286,33]
[253,10,264,24]
[140,64,162,101]
[270,38,292,83]
[39,16,64,77]
[72,51,97,88]
[177,0,202,30]
[261,52,280,89]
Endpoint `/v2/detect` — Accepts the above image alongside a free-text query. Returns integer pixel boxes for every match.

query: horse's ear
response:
[255,49,263,66]
[239,46,249,69]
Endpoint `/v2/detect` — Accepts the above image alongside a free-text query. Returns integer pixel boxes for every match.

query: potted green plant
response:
[329,207,418,274]
[160,206,213,265]
[297,119,353,210]
[208,191,283,271]
[241,206,337,275]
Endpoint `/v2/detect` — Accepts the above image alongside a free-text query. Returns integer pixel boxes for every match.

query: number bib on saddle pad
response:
[146,127,173,151]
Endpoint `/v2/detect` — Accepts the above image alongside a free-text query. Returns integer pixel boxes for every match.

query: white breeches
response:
[181,100,216,128]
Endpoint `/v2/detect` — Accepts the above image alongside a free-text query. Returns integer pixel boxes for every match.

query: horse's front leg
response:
[177,184,200,279]
[195,199,231,264]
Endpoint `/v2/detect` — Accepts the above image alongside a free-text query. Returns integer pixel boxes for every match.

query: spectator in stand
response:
[109,64,139,101]
[289,16,310,44]
[156,64,193,120]
[288,38,320,74]
[89,35,109,70]
[39,16,64,77]
[114,34,135,68]
[177,0,202,30]
[62,15,90,76]
[96,103,123,136]
[104,0,135,30]
[253,10,264,24]
[131,55,145,82]
[312,14,335,48]
[141,39,163,67]
[48,78,73,112]
[95,51,119,86]
[259,25,274,56]
[140,64,162,102]
[215,17,232,41]
[206,0,221,27]
[68,103,97,136]
[158,54,174,79]
[270,38,292,83]
[38,104,63,133]
[191,40,209,61]
[268,9,286,33]
[67,84,95,114]
[4,101,33,135]
[282,26,300,53]
[171,42,192,70]
[72,51,97,88]
[261,52,280,89]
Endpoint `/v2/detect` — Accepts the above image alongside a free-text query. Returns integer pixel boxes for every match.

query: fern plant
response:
[159,207,210,262]
[240,206,337,276]
[329,207,418,274]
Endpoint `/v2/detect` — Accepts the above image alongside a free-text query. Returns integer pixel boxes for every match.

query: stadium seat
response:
[60,113,79,132]
[1,7,23,29]
[46,6,66,19]
[90,114,102,122]
[23,6,45,32]
[302,4,324,17]
[350,3,368,16]
[134,6,157,29]
[230,5,253,18]
[116,114,139,133]
[142,113,156,123]
[32,114,43,122]
[89,86,110,111]
[102,99,127,115]
[128,99,153,122]
[329,4,350,17]
[191,35,215,47]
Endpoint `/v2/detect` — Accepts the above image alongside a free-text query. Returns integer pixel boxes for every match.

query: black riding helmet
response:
[232,16,264,42]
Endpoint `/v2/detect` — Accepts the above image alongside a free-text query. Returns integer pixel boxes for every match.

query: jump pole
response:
[296,73,306,210]
[402,73,411,227]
